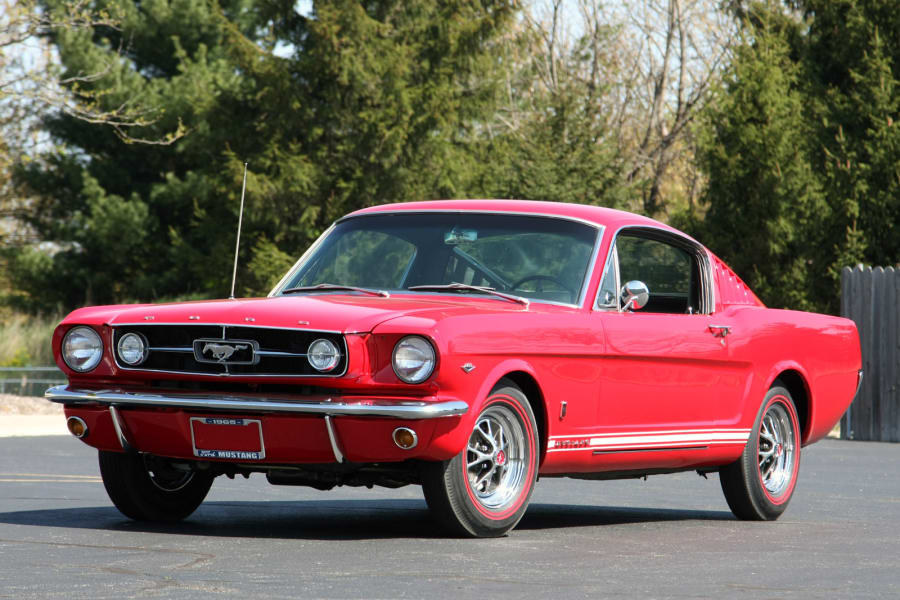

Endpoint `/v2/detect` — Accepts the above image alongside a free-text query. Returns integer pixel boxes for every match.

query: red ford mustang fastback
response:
[46,200,862,537]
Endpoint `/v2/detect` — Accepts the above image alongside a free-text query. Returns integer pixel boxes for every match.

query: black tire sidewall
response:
[424,383,539,537]
[99,451,213,522]
[724,385,801,520]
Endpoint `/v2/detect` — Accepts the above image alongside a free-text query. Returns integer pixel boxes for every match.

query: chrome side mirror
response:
[620,280,649,311]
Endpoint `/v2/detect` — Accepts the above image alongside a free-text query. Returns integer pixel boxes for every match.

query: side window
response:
[609,234,701,314]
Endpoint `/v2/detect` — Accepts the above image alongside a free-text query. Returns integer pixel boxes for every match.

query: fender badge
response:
[461,363,476,373]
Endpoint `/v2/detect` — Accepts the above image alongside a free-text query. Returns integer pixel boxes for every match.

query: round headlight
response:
[62,326,104,373]
[308,338,340,372]
[117,332,148,366]
[392,336,436,384]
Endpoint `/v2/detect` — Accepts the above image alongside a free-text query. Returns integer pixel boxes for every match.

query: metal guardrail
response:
[0,366,66,397]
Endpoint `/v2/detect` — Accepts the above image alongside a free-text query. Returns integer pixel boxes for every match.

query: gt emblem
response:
[193,338,259,365]
[203,343,248,362]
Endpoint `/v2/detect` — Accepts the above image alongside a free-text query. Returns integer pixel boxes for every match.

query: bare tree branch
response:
[0,0,185,145]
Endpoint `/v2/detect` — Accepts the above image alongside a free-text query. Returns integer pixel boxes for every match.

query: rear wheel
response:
[720,385,801,520]
[422,381,539,537]
[98,451,213,522]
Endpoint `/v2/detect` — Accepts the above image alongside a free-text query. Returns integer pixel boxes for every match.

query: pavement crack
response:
[0,537,216,569]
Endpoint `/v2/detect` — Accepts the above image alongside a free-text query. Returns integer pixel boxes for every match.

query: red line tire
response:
[99,451,213,522]
[422,381,539,537]
[720,385,801,520]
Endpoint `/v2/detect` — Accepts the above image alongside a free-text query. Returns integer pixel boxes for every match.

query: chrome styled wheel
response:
[758,402,796,498]
[720,384,801,520]
[466,405,529,512]
[422,380,539,537]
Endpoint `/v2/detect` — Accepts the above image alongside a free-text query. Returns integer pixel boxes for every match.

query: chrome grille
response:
[112,324,347,377]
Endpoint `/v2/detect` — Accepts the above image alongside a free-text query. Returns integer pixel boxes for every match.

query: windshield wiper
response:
[282,283,390,298]
[408,283,529,307]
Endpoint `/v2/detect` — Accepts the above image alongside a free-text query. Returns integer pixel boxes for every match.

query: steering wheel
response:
[510,274,575,303]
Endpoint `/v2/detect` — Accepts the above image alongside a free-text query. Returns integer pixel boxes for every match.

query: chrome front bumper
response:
[45,385,469,419]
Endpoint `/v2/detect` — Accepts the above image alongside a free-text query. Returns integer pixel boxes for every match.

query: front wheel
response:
[422,381,539,537]
[98,451,214,522]
[720,385,801,520]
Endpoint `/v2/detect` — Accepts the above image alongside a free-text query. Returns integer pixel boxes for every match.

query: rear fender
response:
[764,360,812,442]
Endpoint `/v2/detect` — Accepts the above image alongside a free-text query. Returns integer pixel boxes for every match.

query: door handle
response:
[708,324,731,338]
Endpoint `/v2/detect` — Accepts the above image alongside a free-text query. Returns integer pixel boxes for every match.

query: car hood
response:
[63,294,529,334]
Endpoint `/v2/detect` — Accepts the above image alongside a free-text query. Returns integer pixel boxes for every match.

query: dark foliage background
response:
[2,0,899,315]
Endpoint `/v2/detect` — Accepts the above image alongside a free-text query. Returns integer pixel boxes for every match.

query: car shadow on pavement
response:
[0,500,732,540]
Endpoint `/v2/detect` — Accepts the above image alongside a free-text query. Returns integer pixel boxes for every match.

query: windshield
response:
[276,212,600,305]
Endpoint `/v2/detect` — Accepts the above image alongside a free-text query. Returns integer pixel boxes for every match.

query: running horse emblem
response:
[202,342,249,363]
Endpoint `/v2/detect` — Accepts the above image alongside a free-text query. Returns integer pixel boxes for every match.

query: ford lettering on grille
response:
[192,338,259,365]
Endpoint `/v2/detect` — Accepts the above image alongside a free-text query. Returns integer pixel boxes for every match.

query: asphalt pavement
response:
[0,434,897,599]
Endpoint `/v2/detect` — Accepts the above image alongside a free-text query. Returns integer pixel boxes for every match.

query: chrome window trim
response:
[269,210,605,310]
[577,227,604,309]
[592,225,715,315]
[333,208,607,231]
[702,247,718,312]
[595,243,620,312]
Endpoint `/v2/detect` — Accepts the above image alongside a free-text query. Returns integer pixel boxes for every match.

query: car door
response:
[593,229,750,444]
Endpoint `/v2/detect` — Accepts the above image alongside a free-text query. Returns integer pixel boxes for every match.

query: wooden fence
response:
[841,265,900,442]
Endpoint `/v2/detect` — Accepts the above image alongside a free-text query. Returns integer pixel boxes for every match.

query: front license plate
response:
[190,417,266,460]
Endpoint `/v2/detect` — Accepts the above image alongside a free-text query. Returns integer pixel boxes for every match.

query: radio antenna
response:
[229,161,248,300]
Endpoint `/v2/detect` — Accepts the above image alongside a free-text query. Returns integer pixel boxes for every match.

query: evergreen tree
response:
[696,6,827,310]
[699,0,900,312]
[802,0,900,284]
[10,0,516,310]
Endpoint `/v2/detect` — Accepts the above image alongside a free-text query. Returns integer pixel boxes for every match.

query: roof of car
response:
[347,199,677,233]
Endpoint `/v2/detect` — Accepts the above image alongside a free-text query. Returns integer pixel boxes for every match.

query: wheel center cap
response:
[495,450,506,466]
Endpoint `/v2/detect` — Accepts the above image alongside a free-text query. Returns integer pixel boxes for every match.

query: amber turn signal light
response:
[392,427,418,450]
[66,416,88,438]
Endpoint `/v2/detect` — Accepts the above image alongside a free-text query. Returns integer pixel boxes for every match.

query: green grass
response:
[0,311,60,367]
